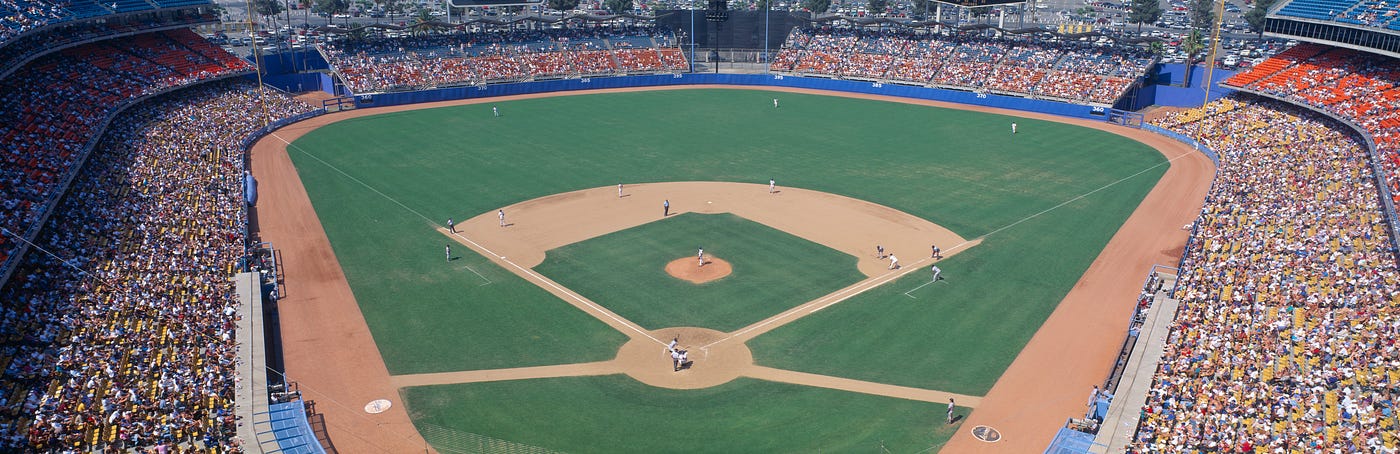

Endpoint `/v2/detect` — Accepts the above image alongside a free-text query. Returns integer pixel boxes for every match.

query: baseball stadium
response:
[0,0,1397,451]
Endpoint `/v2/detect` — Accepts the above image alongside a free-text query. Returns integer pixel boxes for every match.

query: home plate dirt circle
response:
[616,327,752,389]
[664,257,732,283]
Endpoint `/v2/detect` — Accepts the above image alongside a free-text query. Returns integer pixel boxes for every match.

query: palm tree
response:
[1181,28,1205,87]
[413,8,433,36]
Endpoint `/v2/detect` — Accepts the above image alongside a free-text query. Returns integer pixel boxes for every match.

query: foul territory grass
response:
[534,213,863,331]
[404,376,964,453]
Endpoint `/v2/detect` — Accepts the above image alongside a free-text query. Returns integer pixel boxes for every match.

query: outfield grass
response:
[287,88,1166,448]
[534,213,863,331]
[404,376,963,453]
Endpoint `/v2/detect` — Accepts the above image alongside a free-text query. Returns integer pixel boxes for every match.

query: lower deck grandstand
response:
[768,27,1156,106]
[319,26,688,93]
[1135,95,1400,451]
[0,79,313,450]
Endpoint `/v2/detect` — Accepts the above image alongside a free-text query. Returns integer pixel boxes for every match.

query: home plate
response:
[364,399,392,414]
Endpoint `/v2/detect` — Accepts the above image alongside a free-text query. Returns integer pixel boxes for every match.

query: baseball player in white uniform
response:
[888,254,899,270]
[698,247,705,267]
[498,209,506,227]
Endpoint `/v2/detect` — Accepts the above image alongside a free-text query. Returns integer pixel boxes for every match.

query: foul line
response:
[975,151,1186,241]
[275,132,662,347]
[713,154,1185,347]
[463,265,492,286]
[903,279,934,299]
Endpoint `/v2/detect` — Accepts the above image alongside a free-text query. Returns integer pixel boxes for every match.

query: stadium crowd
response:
[0,0,67,42]
[0,29,250,273]
[1225,43,1400,216]
[0,79,315,451]
[1137,96,1400,452]
[320,26,687,93]
[770,27,1155,105]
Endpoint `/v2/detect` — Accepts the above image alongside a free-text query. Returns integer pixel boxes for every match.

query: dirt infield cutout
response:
[664,257,732,283]
[418,181,982,403]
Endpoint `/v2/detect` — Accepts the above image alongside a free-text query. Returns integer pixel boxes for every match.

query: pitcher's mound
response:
[665,257,732,284]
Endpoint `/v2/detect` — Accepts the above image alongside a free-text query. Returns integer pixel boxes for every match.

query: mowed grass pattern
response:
[534,213,863,331]
[404,376,963,453]
[287,88,1167,450]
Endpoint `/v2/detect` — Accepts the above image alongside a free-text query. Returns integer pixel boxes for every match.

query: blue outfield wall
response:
[1151,64,1238,107]
[352,74,1116,120]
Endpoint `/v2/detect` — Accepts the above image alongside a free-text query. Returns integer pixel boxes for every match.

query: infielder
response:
[931,265,942,281]
[447,218,455,233]
[617,183,623,198]
[698,247,705,267]
[887,254,899,270]
[769,178,776,194]
[947,398,955,424]
[876,245,884,259]
[498,209,505,227]
[663,199,670,217]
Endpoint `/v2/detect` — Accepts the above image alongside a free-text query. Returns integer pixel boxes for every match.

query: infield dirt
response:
[250,85,1212,453]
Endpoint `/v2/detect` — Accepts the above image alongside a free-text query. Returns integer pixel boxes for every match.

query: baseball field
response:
[250,87,1212,453]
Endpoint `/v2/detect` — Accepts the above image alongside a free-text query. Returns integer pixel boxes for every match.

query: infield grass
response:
[534,212,863,331]
[404,375,964,453]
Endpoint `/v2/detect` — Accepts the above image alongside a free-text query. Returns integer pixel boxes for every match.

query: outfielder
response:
[445,245,451,262]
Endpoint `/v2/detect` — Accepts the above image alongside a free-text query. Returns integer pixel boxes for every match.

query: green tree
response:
[381,0,397,22]
[253,0,285,28]
[1075,5,1097,21]
[547,0,581,13]
[1188,0,1214,31]
[316,0,350,24]
[970,5,993,22]
[867,0,886,15]
[802,0,830,14]
[1244,0,1276,40]
[412,7,433,35]
[911,0,932,19]
[1127,0,1162,33]
[1147,40,1166,56]
[1181,28,1206,86]
[298,0,313,27]
[605,0,632,14]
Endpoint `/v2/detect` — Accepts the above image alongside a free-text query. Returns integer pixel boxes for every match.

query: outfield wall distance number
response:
[871,82,883,88]
[773,74,784,80]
